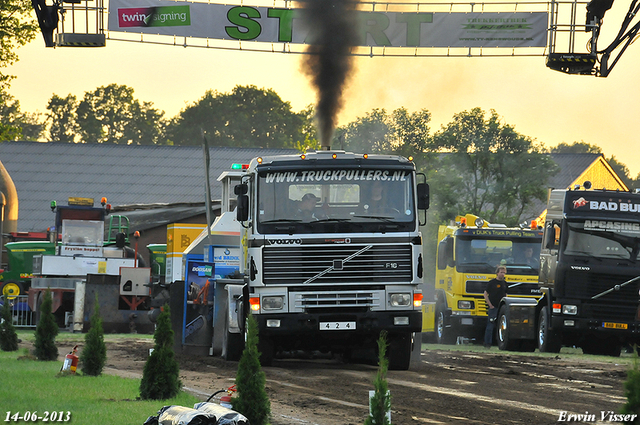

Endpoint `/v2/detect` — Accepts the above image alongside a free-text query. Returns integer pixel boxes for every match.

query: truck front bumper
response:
[253,310,421,351]
[551,316,640,343]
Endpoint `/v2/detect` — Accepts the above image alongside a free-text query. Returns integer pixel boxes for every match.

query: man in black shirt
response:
[483,265,508,348]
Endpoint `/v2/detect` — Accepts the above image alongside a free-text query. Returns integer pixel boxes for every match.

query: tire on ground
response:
[388,332,412,370]
[435,304,456,345]
[538,306,561,353]
[497,306,520,351]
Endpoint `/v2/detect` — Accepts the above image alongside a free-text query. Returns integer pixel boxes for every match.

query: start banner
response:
[107,0,548,48]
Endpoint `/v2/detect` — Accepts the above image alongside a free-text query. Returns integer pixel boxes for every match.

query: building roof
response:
[0,142,295,232]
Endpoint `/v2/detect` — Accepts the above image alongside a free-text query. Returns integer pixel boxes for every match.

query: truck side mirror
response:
[417,183,429,210]
[236,195,249,222]
[544,224,556,249]
[235,183,249,221]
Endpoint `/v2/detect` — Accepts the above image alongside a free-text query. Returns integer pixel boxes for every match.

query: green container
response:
[147,243,166,277]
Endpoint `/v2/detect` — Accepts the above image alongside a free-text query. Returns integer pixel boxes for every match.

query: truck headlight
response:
[562,305,577,315]
[262,296,284,311]
[390,293,411,307]
[458,300,475,309]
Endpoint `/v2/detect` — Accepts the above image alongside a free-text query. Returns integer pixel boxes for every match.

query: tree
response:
[80,294,106,376]
[46,94,79,143]
[0,0,38,89]
[550,141,601,154]
[430,107,558,225]
[365,331,391,425]
[0,297,19,351]
[166,85,308,148]
[139,304,181,400]
[621,351,640,423]
[76,84,165,144]
[34,289,59,361]
[233,314,270,425]
[0,90,44,141]
[337,107,432,161]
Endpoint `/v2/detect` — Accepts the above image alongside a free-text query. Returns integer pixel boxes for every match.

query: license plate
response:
[320,321,356,331]
[603,322,628,329]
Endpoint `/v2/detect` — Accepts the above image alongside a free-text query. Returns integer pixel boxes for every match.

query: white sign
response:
[108,0,548,48]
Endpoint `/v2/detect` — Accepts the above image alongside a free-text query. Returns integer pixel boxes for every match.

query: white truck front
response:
[235,151,429,370]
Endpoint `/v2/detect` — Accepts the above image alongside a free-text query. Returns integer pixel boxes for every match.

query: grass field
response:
[1,331,199,425]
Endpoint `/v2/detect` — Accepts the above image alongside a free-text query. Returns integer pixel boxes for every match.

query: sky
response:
[7,0,640,177]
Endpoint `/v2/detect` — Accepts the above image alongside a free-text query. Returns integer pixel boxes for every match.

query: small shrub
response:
[233,314,271,425]
[81,294,107,376]
[365,331,392,425]
[139,304,181,400]
[621,347,640,424]
[34,289,59,361]
[0,297,19,351]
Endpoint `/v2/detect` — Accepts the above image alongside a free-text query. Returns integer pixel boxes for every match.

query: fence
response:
[1,295,37,328]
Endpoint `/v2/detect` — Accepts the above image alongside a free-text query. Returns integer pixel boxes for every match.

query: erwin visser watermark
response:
[558,411,637,422]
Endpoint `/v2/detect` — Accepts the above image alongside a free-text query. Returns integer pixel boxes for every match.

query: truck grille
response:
[295,291,381,309]
[262,244,412,285]
[563,271,639,322]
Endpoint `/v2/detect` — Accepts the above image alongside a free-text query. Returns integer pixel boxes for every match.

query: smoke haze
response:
[301,0,357,149]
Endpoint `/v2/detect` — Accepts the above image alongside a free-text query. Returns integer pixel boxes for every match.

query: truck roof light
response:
[332,153,337,159]
[460,217,467,227]
[50,200,57,212]
[530,220,538,229]
[300,154,306,160]
[363,154,369,159]
[408,156,414,161]
[101,197,107,206]
[232,163,250,170]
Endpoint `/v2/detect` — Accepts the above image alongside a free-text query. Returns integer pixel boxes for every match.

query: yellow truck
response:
[432,214,543,347]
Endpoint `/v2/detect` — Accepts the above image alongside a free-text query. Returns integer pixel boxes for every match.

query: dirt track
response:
[66,337,634,425]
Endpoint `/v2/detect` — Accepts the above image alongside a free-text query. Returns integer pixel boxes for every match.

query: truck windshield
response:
[256,168,415,234]
[455,237,541,275]
[563,220,640,261]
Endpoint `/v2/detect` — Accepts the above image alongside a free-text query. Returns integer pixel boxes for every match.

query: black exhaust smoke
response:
[301,0,357,150]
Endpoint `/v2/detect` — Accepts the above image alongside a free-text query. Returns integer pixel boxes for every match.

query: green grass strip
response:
[0,348,199,425]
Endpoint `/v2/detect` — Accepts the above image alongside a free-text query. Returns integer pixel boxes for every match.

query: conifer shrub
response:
[139,304,181,400]
[621,347,640,424]
[34,289,59,361]
[0,296,19,351]
[80,294,107,376]
[233,314,271,425]
[365,331,392,425]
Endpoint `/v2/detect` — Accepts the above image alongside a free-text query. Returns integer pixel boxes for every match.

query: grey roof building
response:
[0,142,296,236]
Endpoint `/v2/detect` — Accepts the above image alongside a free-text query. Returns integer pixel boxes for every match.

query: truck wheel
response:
[1,281,23,298]
[435,305,455,345]
[538,307,561,353]
[497,306,519,351]
[388,332,412,370]
[222,310,244,361]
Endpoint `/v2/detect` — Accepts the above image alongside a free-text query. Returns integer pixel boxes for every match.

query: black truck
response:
[496,186,640,356]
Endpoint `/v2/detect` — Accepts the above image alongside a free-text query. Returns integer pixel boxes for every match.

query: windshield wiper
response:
[261,219,302,224]
[314,218,351,223]
[564,250,603,262]
[353,214,394,222]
